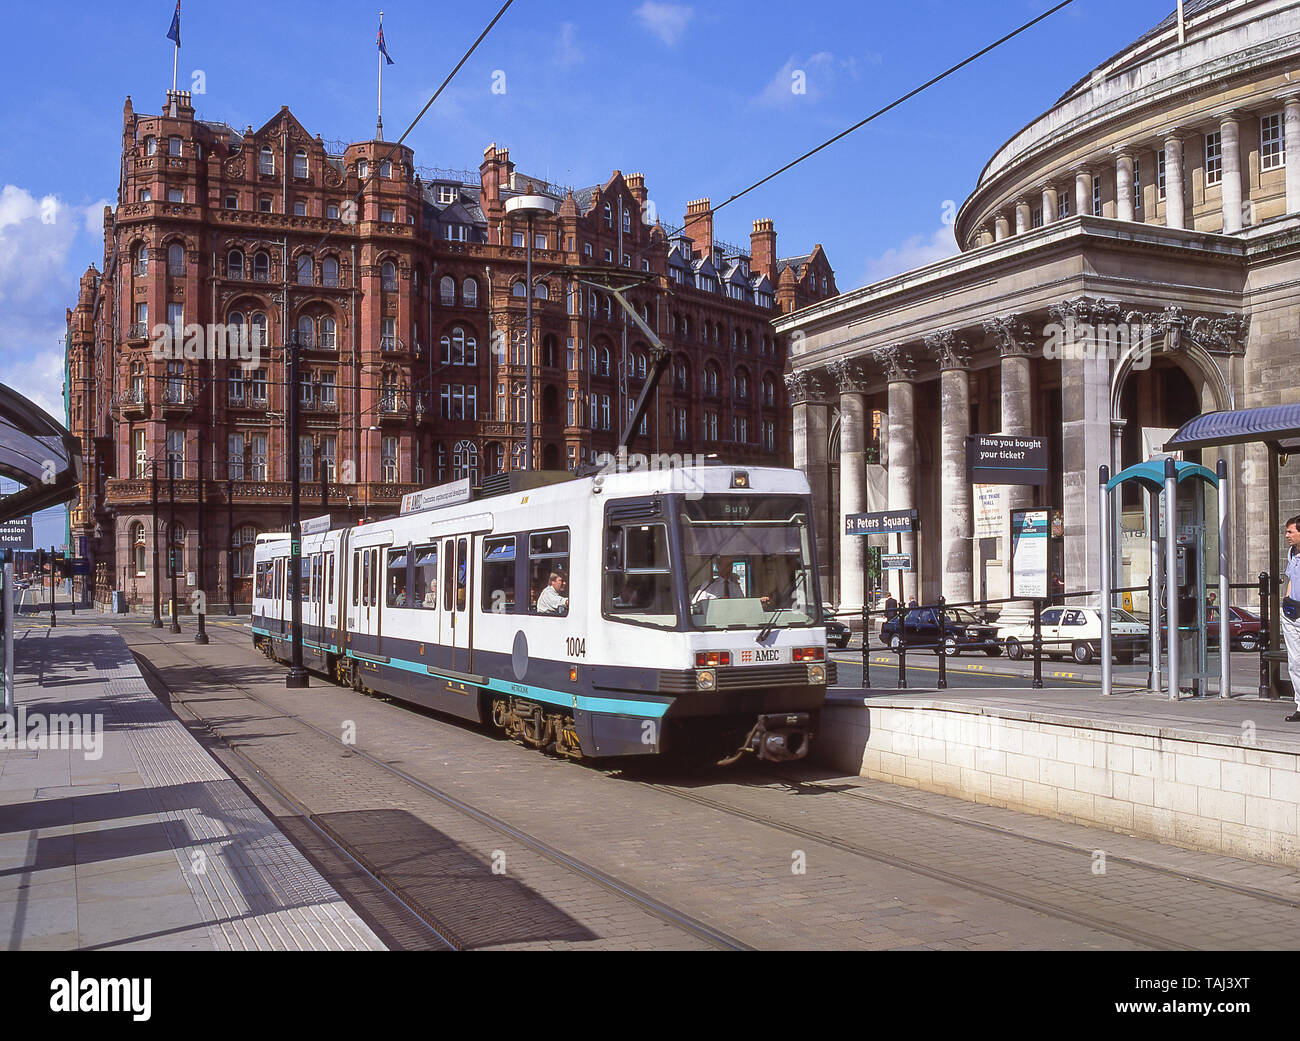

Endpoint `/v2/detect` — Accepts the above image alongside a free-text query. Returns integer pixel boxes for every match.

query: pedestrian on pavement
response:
[884,594,898,621]
[1283,515,1300,722]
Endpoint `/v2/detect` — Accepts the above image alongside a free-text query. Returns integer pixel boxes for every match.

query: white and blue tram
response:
[251,464,835,763]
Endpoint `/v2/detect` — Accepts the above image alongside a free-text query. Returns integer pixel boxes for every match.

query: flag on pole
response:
[377,19,395,65]
[166,1,181,46]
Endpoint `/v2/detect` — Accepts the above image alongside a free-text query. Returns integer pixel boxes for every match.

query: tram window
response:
[412,544,438,608]
[528,529,569,616]
[327,554,335,605]
[456,538,469,611]
[482,536,516,613]
[352,552,360,607]
[444,540,454,613]
[255,561,270,600]
[274,559,282,602]
[369,550,379,608]
[387,548,410,608]
[300,557,310,601]
[362,551,371,607]
[604,523,676,629]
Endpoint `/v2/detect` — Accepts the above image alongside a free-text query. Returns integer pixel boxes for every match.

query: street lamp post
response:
[504,192,558,471]
[286,331,308,688]
[151,465,162,627]
[194,428,208,645]
[168,460,180,633]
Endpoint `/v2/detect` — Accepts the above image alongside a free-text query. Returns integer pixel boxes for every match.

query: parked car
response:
[1206,605,1267,651]
[999,606,1148,665]
[879,606,1001,656]
[824,617,851,648]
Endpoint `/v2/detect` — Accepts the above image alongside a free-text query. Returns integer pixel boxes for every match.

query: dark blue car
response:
[879,607,1002,656]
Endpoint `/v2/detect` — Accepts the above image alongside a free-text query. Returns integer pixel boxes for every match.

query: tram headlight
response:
[696,669,717,691]
[807,664,826,685]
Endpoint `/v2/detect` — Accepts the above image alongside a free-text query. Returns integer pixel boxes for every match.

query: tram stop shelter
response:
[0,383,82,713]
[1163,403,1300,700]
[1100,458,1224,701]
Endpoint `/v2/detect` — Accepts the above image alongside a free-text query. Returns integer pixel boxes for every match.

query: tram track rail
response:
[130,626,751,952]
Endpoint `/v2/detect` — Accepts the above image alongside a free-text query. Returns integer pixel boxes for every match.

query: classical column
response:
[1163,131,1186,229]
[994,213,1010,241]
[1015,198,1032,235]
[828,360,871,616]
[1074,167,1092,217]
[1219,111,1244,233]
[787,369,834,604]
[1285,96,1300,213]
[1041,185,1058,226]
[925,330,973,605]
[880,345,918,604]
[1115,151,1136,222]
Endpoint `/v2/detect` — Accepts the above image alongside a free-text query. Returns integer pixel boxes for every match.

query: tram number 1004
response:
[566,637,587,658]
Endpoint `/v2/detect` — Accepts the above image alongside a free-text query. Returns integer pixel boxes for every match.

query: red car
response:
[1207,606,1267,652]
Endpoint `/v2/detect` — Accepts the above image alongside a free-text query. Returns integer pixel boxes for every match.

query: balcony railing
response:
[161,384,192,407]
[127,322,149,339]
[133,261,148,277]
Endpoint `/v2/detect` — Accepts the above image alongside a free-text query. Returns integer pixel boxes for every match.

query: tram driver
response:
[691,556,771,606]
[537,571,569,615]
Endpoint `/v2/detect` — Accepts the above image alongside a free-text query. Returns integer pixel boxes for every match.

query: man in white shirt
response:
[537,572,568,615]
[692,557,743,604]
[1283,516,1300,721]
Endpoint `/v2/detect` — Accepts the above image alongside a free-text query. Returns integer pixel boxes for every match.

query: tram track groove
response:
[130,626,752,951]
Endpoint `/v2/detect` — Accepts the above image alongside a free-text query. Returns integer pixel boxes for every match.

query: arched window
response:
[144,136,156,156]
[296,315,315,348]
[253,251,270,281]
[228,310,245,335]
[485,442,504,477]
[682,316,690,338]
[452,440,479,483]
[603,202,613,228]
[636,351,647,379]
[462,278,478,307]
[705,363,720,396]
[135,243,148,276]
[227,250,244,280]
[293,149,308,178]
[451,327,466,365]
[440,276,455,305]
[321,257,339,287]
[511,280,527,299]
[296,255,313,285]
[464,331,477,365]
[320,316,336,349]
[534,281,549,300]
[673,356,690,392]
[250,312,267,348]
[734,369,749,401]
[381,260,397,290]
[622,208,632,234]
[132,522,147,577]
[167,242,185,275]
[259,146,275,175]
[603,296,612,320]
[233,525,260,578]
[762,375,777,408]
[599,346,611,376]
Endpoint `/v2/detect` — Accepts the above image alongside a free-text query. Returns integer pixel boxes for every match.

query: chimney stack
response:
[750,218,777,285]
[683,198,713,259]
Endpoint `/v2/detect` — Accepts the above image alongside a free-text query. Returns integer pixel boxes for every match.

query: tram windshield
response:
[679,495,820,631]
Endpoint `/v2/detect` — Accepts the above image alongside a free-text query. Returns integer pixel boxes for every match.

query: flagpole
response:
[1177,0,1185,43]
[377,10,384,139]
[172,43,178,94]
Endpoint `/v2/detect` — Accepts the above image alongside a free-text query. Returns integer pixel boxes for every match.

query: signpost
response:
[847,510,920,673]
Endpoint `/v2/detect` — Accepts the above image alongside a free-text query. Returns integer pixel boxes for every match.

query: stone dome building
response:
[778,0,1300,618]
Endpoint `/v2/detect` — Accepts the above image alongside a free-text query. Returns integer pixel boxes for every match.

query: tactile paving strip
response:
[80,626,385,951]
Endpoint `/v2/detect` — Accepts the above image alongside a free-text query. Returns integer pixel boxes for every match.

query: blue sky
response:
[0,0,1181,546]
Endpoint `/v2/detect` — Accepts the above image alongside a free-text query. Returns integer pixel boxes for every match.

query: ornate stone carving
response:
[784,369,829,405]
[1048,295,1122,326]
[982,314,1035,357]
[923,329,970,371]
[877,344,917,382]
[1191,312,1248,353]
[828,358,871,394]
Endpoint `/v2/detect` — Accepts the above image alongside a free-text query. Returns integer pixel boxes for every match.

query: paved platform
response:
[0,623,385,950]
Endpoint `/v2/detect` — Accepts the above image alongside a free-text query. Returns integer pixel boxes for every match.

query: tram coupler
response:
[746,712,813,763]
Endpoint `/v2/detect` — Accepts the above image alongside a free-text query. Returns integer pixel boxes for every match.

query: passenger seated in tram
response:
[422,581,438,608]
[537,572,569,615]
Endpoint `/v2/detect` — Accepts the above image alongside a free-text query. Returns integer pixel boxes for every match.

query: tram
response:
[251,463,834,764]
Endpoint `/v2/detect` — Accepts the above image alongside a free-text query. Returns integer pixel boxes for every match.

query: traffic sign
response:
[881,553,913,571]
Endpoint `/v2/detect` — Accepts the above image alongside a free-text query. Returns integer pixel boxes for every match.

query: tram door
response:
[274,556,286,637]
[353,544,387,657]
[438,535,472,673]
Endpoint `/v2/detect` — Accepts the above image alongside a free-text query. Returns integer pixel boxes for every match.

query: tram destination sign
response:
[845,509,917,536]
[966,434,1049,486]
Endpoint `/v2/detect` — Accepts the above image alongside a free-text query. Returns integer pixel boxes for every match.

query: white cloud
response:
[860,225,959,286]
[0,185,94,420]
[634,2,693,47]
[756,50,877,108]
[555,21,582,66]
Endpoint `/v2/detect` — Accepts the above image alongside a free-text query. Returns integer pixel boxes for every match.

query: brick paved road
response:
[118,619,1300,950]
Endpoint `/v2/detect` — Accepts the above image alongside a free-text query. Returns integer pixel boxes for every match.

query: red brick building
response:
[67,91,837,610]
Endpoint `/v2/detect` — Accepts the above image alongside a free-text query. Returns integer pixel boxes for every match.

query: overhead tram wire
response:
[304,0,516,263]
[710,0,1077,216]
